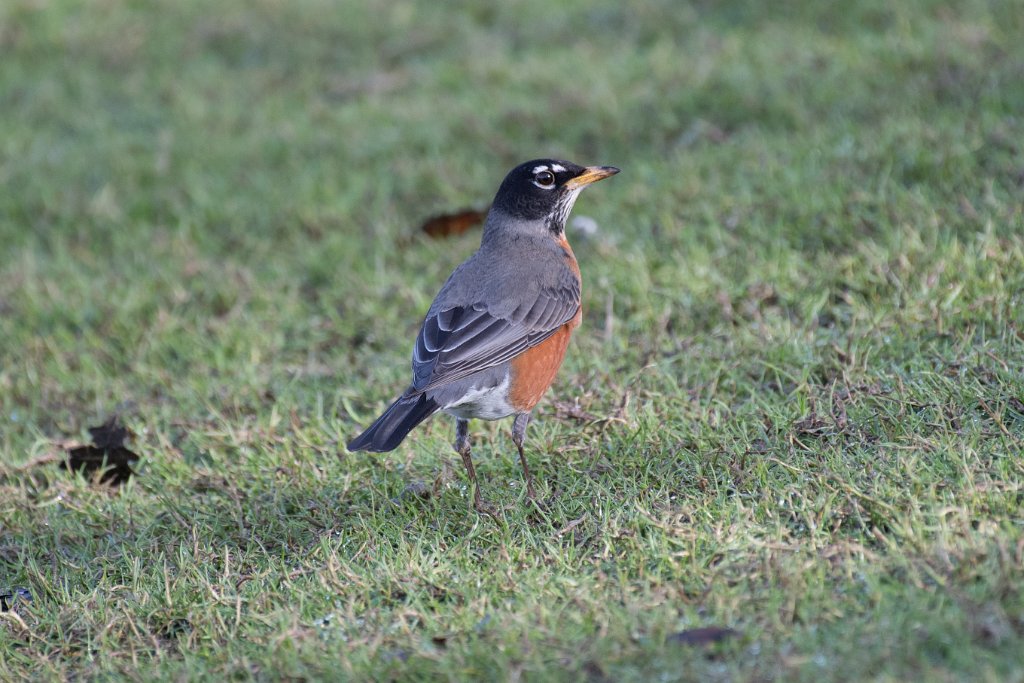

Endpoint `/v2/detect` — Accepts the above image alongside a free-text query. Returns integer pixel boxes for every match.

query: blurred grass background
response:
[1,0,1023,680]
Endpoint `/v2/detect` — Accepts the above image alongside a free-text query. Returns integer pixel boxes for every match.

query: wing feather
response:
[411,284,579,392]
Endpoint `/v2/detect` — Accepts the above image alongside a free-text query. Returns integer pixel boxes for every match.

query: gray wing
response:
[411,282,580,392]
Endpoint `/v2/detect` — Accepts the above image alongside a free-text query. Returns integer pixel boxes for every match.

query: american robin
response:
[347,159,619,514]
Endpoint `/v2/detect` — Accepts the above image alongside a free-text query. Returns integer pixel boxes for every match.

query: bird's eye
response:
[535,170,555,187]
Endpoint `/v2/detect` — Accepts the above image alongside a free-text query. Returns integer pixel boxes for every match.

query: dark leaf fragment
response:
[420,207,487,238]
[1008,396,1024,415]
[0,587,32,612]
[553,400,597,423]
[668,626,740,646]
[431,634,453,649]
[792,412,831,437]
[157,617,193,641]
[60,415,139,485]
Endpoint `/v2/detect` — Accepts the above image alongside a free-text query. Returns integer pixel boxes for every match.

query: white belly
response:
[441,373,515,420]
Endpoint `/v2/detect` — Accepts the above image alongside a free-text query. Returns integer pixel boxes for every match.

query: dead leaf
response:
[0,587,32,612]
[667,626,740,646]
[792,413,831,437]
[555,515,587,536]
[156,617,193,642]
[391,480,432,505]
[553,400,597,423]
[431,634,453,649]
[60,416,139,485]
[420,207,487,238]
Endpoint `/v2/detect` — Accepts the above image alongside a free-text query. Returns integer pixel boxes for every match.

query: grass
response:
[2,0,1023,679]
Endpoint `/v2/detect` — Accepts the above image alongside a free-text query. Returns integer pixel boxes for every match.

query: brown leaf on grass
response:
[156,617,193,642]
[1008,396,1024,415]
[792,412,831,437]
[553,400,597,423]
[0,587,32,612]
[420,207,487,238]
[667,626,740,646]
[60,416,139,485]
[431,634,454,649]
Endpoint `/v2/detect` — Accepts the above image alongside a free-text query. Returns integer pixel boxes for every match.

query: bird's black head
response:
[489,159,619,234]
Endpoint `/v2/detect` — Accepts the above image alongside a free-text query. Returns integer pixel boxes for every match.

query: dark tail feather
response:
[347,392,439,453]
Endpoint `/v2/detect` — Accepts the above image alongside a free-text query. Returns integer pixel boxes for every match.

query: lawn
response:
[1,0,1023,680]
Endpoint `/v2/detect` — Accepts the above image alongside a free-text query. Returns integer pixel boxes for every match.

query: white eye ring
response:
[534,170,555,188]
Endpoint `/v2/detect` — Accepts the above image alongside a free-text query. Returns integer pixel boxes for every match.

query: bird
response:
[347,159,619,514]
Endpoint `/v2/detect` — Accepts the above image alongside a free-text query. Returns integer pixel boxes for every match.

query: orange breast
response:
[508,313,580,411]
[508,236,582,412]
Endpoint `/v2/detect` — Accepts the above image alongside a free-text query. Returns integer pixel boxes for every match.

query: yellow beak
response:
[566,165,620,190]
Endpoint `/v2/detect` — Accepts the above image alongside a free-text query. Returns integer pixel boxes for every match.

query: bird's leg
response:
[512,412,537,501]
[454,418,496,517]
